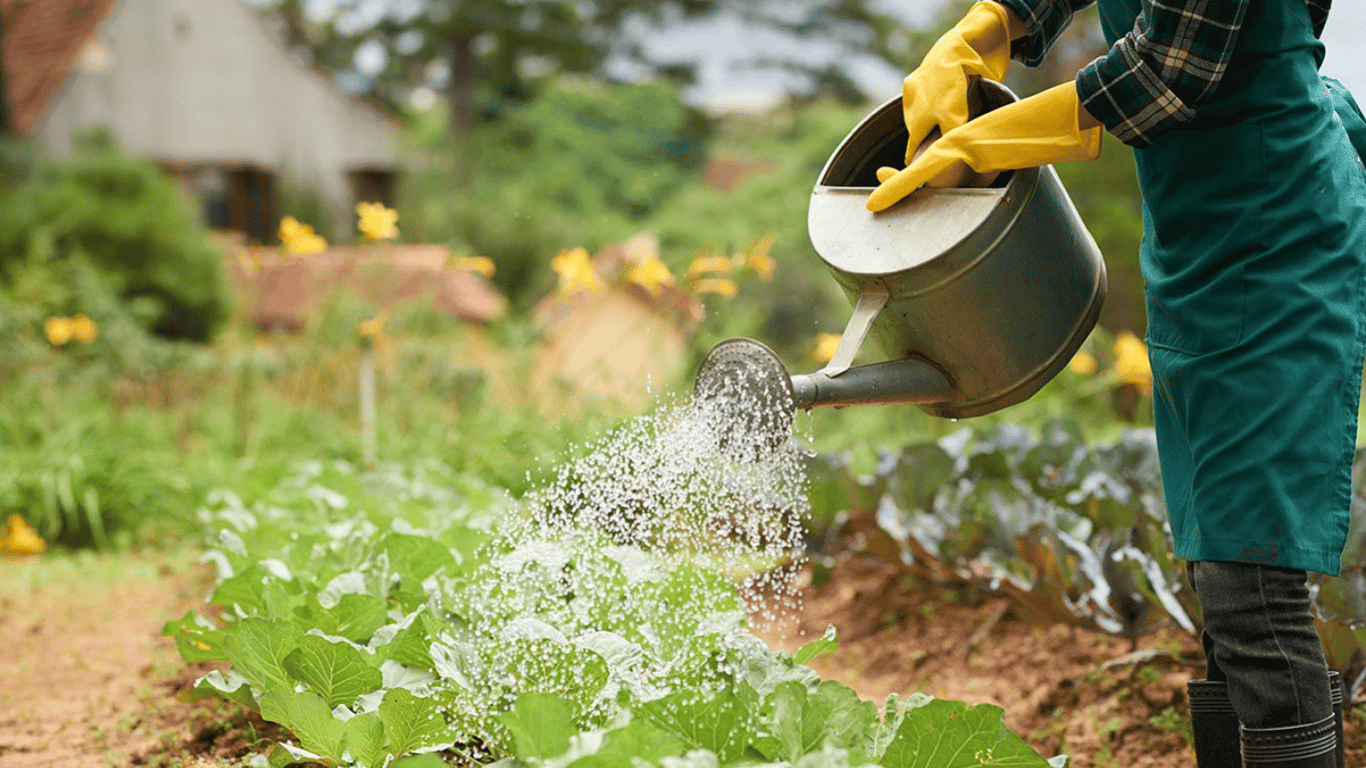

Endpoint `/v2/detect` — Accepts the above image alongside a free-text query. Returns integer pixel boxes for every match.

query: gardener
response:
[870,0,1366,765]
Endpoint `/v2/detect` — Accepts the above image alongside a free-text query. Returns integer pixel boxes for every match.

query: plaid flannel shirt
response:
[994,0,1333,148]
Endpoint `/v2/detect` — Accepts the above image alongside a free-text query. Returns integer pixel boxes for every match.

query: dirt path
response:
[0,551,231,768]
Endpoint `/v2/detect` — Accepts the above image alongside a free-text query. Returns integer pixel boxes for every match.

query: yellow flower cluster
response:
[280,216,327,256]
[1067,329,1153,396]
[356,201,399,240]
[552,246,606,297]
[450,255,496,278]
[44,314,98,346]
[743,234,776,280]
[1113,330,1153,396]
[626,252,676,297]
[686,253,737,298]
[693,278,738,298]
[812,332,842,363]
[1068,351,1098,375]
[358,311,388,339]
[0,514,45,555]
[550,234,778,303]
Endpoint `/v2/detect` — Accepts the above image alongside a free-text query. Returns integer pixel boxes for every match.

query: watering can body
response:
[804,80,1106,418]
[693,81,1106,456]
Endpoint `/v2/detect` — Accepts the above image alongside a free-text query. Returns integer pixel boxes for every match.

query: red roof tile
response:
[2,0,118,135]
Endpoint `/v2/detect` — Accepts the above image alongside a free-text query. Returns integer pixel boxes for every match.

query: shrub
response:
[0,128,232,342]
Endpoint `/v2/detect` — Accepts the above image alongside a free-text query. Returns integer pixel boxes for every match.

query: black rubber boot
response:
[1328,671,1345,768]
[1240,714,1338,768]
[1189,679,1241,768]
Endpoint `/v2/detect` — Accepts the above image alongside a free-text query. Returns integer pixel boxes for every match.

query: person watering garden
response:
[872,0,1366,765]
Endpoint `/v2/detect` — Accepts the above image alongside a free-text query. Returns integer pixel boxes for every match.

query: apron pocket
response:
[1137,124,1266,355]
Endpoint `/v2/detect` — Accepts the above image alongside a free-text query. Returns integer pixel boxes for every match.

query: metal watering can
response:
[694,81,1106,455]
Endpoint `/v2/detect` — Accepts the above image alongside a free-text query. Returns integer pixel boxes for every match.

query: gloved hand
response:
[901,1,1016,165]
[867,82,1103,212]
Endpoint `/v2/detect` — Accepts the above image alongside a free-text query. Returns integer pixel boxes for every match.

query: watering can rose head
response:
[692,338,796,462]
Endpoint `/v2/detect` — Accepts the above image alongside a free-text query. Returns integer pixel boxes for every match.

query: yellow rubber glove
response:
[867,82,1102,212]
[902,1,1016,166]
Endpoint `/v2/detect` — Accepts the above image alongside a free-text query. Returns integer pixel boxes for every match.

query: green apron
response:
[1094,0,1366,575]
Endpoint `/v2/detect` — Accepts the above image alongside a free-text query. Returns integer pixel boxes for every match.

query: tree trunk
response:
[0,10,15,137]
[447,28,476,138]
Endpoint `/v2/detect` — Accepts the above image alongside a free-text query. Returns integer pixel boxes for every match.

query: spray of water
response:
[431,375,810,741]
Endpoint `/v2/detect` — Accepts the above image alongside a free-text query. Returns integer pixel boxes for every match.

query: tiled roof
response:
[2,0,118,135]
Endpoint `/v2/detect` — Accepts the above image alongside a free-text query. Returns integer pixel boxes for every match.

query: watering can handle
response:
[822,289,890,377]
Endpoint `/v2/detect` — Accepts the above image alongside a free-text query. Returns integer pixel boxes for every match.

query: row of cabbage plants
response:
[804,422,1366,697]
[166,458,1066,767]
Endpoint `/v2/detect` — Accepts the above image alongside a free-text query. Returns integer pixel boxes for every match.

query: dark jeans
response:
[1187,560,1333,728]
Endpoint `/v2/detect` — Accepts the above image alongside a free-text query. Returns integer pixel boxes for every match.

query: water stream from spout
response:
[433,375,810,734]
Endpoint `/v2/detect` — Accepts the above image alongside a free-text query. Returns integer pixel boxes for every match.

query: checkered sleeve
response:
[1075,0,1250,148]
[1306,0,1330,38]
[994,0,1097,67]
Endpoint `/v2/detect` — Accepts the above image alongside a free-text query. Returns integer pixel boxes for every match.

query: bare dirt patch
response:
[762,556,1366,768]
[0,551,260,768]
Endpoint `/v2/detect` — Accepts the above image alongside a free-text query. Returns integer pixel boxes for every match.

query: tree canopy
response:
[250,0,922,132]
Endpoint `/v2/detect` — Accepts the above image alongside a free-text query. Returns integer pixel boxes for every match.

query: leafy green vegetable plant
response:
[806,423,1196,641]
[169,458,1067,766]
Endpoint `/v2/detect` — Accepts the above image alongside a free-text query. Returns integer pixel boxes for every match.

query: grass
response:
[0,290,641,550]
[0,546,202,595]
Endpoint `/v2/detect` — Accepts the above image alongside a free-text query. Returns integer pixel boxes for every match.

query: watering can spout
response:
[692,337,955,459]
[790,359,954,410]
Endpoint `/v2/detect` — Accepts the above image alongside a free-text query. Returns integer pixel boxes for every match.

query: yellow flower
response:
[71,314,98,344]
[551,246,605,297]
[687,255,733,279]
[356,201,399,240]
[44,316,73,346]
[450,255,496,278]
[813,332,842,363]
[1068,350,1098,375]
[1114,330,1152,396]
[0,514,45,555]
[742,234,776,280]
[626,253,675,297]
[359,312,388,339]
[280,216,327,256]
[693,277,738,298]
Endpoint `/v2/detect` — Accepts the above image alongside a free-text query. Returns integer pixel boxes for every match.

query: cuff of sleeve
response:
[994,0,1070,67]
[1076,41,1195,149]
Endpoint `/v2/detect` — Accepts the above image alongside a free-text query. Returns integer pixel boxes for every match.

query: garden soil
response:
[2,552,1361,768]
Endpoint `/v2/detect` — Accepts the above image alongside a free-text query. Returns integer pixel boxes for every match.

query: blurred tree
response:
[250,0,923,134]
[253,0,721,138]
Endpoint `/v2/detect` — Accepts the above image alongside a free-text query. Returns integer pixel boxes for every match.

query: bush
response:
[400,79,712,307]
[0,129,232,342]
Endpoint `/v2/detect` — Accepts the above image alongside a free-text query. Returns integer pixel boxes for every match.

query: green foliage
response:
[0,128,232,341]
[650,103,869,362]
[808,417,1366,691]
[806,422,1196,642]
[0,287,626,547]
[169,460,1065,767]
[277,171,340,243]
[400,79,712,306]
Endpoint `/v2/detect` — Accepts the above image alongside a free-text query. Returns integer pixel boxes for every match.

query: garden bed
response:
[10,551,1361,768]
